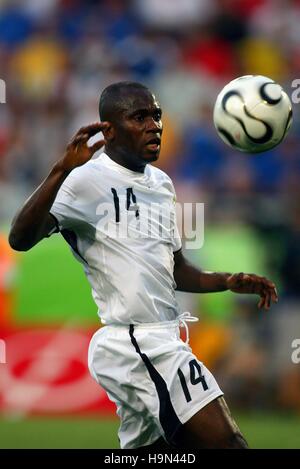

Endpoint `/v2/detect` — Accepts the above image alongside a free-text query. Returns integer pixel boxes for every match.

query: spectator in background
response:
[134,0,216,31]
[174,104,225,189]
[0,3,35,50]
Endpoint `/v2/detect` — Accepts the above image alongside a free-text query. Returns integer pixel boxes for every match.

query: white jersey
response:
[50,152,182,325]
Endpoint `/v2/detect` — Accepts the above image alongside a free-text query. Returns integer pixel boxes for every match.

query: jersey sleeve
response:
[49,169,91,233]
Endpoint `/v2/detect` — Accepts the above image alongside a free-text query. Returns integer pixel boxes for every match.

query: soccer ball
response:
[213,75,293,153]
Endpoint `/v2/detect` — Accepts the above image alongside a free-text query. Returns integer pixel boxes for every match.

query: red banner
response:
[0,327,116,416]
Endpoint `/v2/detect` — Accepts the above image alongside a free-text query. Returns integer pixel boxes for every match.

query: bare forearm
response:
[9,162,70,251]
[9,122,106,252]
[174,258,231,293]
[173,251,278,309]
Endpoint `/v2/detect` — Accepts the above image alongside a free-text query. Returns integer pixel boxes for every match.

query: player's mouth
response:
[145,137,161,152]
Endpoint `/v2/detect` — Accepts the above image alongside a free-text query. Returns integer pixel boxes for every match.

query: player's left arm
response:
[173,249,278,310]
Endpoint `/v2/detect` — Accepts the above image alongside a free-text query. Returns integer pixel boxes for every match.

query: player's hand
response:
[58,122,108,172]
[226,272,278,310]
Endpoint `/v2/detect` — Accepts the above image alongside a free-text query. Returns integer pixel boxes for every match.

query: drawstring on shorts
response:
[178,312,199,344]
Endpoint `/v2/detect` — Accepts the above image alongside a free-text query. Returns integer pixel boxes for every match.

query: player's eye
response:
[153,111,162,122]
[134,114,144,122]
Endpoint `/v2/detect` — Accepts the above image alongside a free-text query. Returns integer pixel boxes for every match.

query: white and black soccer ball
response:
[213,75,293,153]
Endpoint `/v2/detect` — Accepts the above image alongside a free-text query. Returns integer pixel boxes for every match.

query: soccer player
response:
[9,82,278,449]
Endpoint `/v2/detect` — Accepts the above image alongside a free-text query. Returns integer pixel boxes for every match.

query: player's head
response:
[99,81,163,171]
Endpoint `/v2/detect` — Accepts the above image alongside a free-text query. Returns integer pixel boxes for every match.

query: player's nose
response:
[146,117,162,134]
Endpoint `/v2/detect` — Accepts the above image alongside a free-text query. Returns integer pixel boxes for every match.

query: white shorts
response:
[88,320,223,449]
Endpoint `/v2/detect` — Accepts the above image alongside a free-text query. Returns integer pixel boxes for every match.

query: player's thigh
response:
[177,396,248,449]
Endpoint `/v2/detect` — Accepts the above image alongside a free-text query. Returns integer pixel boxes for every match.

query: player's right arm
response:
[9,123,107,251]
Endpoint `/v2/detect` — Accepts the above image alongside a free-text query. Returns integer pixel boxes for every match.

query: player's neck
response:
[105,148,146,173]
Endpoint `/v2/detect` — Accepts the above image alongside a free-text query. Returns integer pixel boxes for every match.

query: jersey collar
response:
[100,152,150,179]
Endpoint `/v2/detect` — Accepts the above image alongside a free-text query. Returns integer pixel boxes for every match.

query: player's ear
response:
[101,121,115,143]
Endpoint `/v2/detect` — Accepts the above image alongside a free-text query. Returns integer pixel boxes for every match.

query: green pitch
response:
[0,413,299,448]
[14,234,98,326]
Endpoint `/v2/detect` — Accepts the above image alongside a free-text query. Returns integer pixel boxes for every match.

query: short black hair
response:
[99,81,151,122]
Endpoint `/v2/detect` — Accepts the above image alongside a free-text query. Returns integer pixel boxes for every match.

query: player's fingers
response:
[255,277,269,294]
[70,134,90,153]
[257,288,268,310]
[265,286,278,305]
[262,278,276,291]
[77,122,109,137]
[72,133,89,145]
[260,277,277,295]
[271,286,279,303]
[258,296,265,309]
[260,276,278,304]
[89,139,105,155]
[244,276,260,294]
[260,288,272,310]
[264,290,271,310]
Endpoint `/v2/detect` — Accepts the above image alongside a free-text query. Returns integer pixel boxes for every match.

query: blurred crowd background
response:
[1,0,300,447]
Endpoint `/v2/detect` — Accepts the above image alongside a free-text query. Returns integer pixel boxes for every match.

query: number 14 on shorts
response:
[177,359,209,402]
